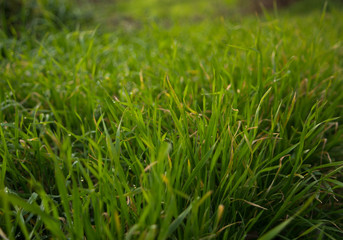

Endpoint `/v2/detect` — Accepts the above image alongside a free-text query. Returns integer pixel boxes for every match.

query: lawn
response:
[1,0,343,239]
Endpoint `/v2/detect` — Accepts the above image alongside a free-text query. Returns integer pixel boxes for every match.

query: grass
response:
[1,0,343,239]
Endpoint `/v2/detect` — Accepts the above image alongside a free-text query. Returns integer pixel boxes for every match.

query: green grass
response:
[1,0,343,239]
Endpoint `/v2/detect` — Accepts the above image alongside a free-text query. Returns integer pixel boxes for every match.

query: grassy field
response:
[1,0,343,239]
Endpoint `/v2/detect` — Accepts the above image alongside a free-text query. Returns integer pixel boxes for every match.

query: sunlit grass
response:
[0,0,343,239]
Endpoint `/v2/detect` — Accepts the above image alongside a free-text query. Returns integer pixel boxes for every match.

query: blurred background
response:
[1,0,342,37]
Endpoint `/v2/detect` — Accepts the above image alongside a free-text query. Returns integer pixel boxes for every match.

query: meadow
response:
[1,0,343,239]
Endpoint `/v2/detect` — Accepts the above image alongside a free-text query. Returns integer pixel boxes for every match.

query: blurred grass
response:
[0,0,89,37]
[81,0,238,31]
[80,0,343,32]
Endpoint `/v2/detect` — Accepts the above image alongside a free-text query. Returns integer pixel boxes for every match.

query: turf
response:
[1,0,343,239]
